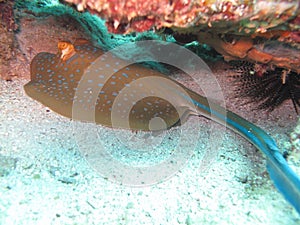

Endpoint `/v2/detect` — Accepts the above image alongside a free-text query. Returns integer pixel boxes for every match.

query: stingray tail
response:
[226,111,300,215]
[221,110,300,215]
[221,110,300,214]
[184,89,300,214]
[266,147,300,214]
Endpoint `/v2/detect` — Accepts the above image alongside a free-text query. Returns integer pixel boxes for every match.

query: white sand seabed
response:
[0,74,299,224]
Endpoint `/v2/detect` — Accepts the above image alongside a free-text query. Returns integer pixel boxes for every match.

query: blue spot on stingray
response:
[111,81,116,85]
[76,69,80,73]
[122,73,128,78]
[112,92,118,96]
[105,64,110,68]
[99,75,105,79]
[69,74,74,78]
[88,80,93,83]
[64,67,68,71]
[113,69,118,72]
[47,69,52,73]
[67,54,79,64]
[126,67,130,70]
[98,83,103,87]
[58,80,62,84]
[125,84,130,87]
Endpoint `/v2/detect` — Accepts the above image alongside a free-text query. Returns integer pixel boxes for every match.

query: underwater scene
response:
[0,0,300,224]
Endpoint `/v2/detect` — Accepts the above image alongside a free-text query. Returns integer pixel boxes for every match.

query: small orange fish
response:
[58,40,76,61]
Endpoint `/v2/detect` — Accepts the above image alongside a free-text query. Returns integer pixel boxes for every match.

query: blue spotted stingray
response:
[24,39,300,214]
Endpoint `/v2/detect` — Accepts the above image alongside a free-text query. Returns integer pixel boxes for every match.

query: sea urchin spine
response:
[232,62,300,113]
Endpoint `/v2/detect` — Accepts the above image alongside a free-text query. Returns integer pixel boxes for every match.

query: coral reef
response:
[63,0,299,34]
[63,0,300,74]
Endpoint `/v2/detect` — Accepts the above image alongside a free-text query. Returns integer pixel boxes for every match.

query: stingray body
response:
[24,39,300,214]
[25,39,192,131]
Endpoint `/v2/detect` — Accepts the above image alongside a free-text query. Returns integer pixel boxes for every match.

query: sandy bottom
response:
[0,14,299,225]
